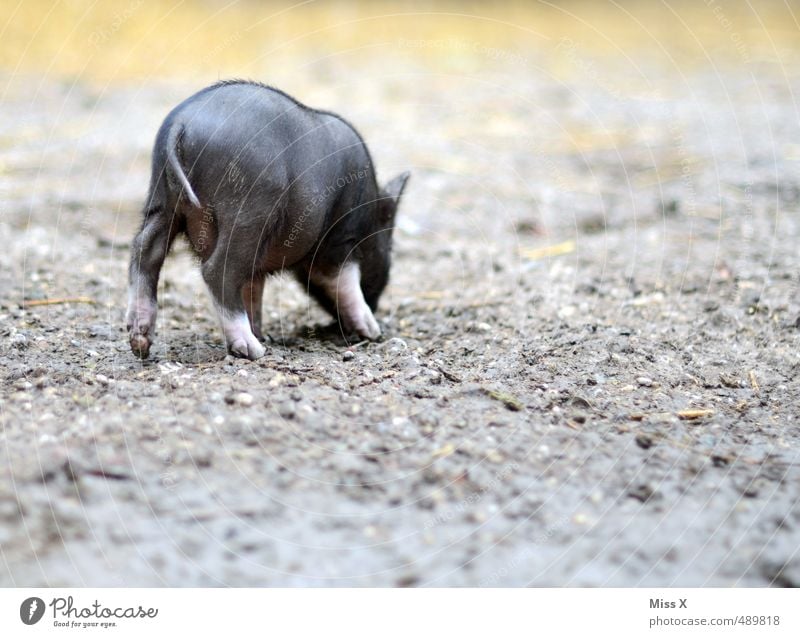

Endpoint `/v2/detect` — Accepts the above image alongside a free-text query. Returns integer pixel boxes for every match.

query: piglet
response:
[126,80,409,360]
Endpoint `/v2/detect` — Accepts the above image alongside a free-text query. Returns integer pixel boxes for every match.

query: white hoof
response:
[313,263,383,341]
[218,310,266,360]
[348,307,381,341]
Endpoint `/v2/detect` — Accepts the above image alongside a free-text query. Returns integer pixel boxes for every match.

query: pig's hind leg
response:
[127,207,179,359]
[201,247,266,360]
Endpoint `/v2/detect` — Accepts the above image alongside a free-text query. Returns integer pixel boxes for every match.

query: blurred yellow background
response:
[1,0,798,84]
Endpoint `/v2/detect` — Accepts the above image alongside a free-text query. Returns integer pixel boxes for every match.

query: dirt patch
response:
[1,5,800,585]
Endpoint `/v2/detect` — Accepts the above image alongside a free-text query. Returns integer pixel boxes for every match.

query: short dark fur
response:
[127,80,409,358]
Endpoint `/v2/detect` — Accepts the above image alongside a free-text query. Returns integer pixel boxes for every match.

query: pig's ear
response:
[384,171,410,203]
[379,171,410,222]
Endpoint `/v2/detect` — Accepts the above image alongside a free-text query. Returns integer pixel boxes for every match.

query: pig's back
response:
[162,81,375,268]
[170,81,368,197]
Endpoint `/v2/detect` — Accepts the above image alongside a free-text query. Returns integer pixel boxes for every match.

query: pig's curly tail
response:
[166,124,201,209]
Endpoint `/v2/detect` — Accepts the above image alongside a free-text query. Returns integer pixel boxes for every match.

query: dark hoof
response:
[130,334,151,359]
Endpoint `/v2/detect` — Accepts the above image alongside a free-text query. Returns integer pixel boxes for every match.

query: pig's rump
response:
[168,82,368,271]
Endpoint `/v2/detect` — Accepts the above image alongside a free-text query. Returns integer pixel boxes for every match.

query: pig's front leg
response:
[313,263,381,340]
[242,276,266,341]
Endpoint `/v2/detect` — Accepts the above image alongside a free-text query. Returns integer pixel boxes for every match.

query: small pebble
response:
[636,434,654,449]
[636,377,653,387]
[226,392,253,407]
[486,449,504,463]
[277,402,296,419]
[383,337,408,353]
[342,350,355,361]
[268,372,286,387]
[10,333,28,348]
[363,525,378,538]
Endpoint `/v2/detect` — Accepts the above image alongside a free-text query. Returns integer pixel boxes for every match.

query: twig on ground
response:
[434,364,462,383]
[677,409,715,420]
[519,239,576,261]
[22,296,96,307]
[749,370,760,394]
[483,388,524,411]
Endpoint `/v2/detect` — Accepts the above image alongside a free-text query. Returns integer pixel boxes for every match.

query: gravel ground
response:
[1,28,800,586]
